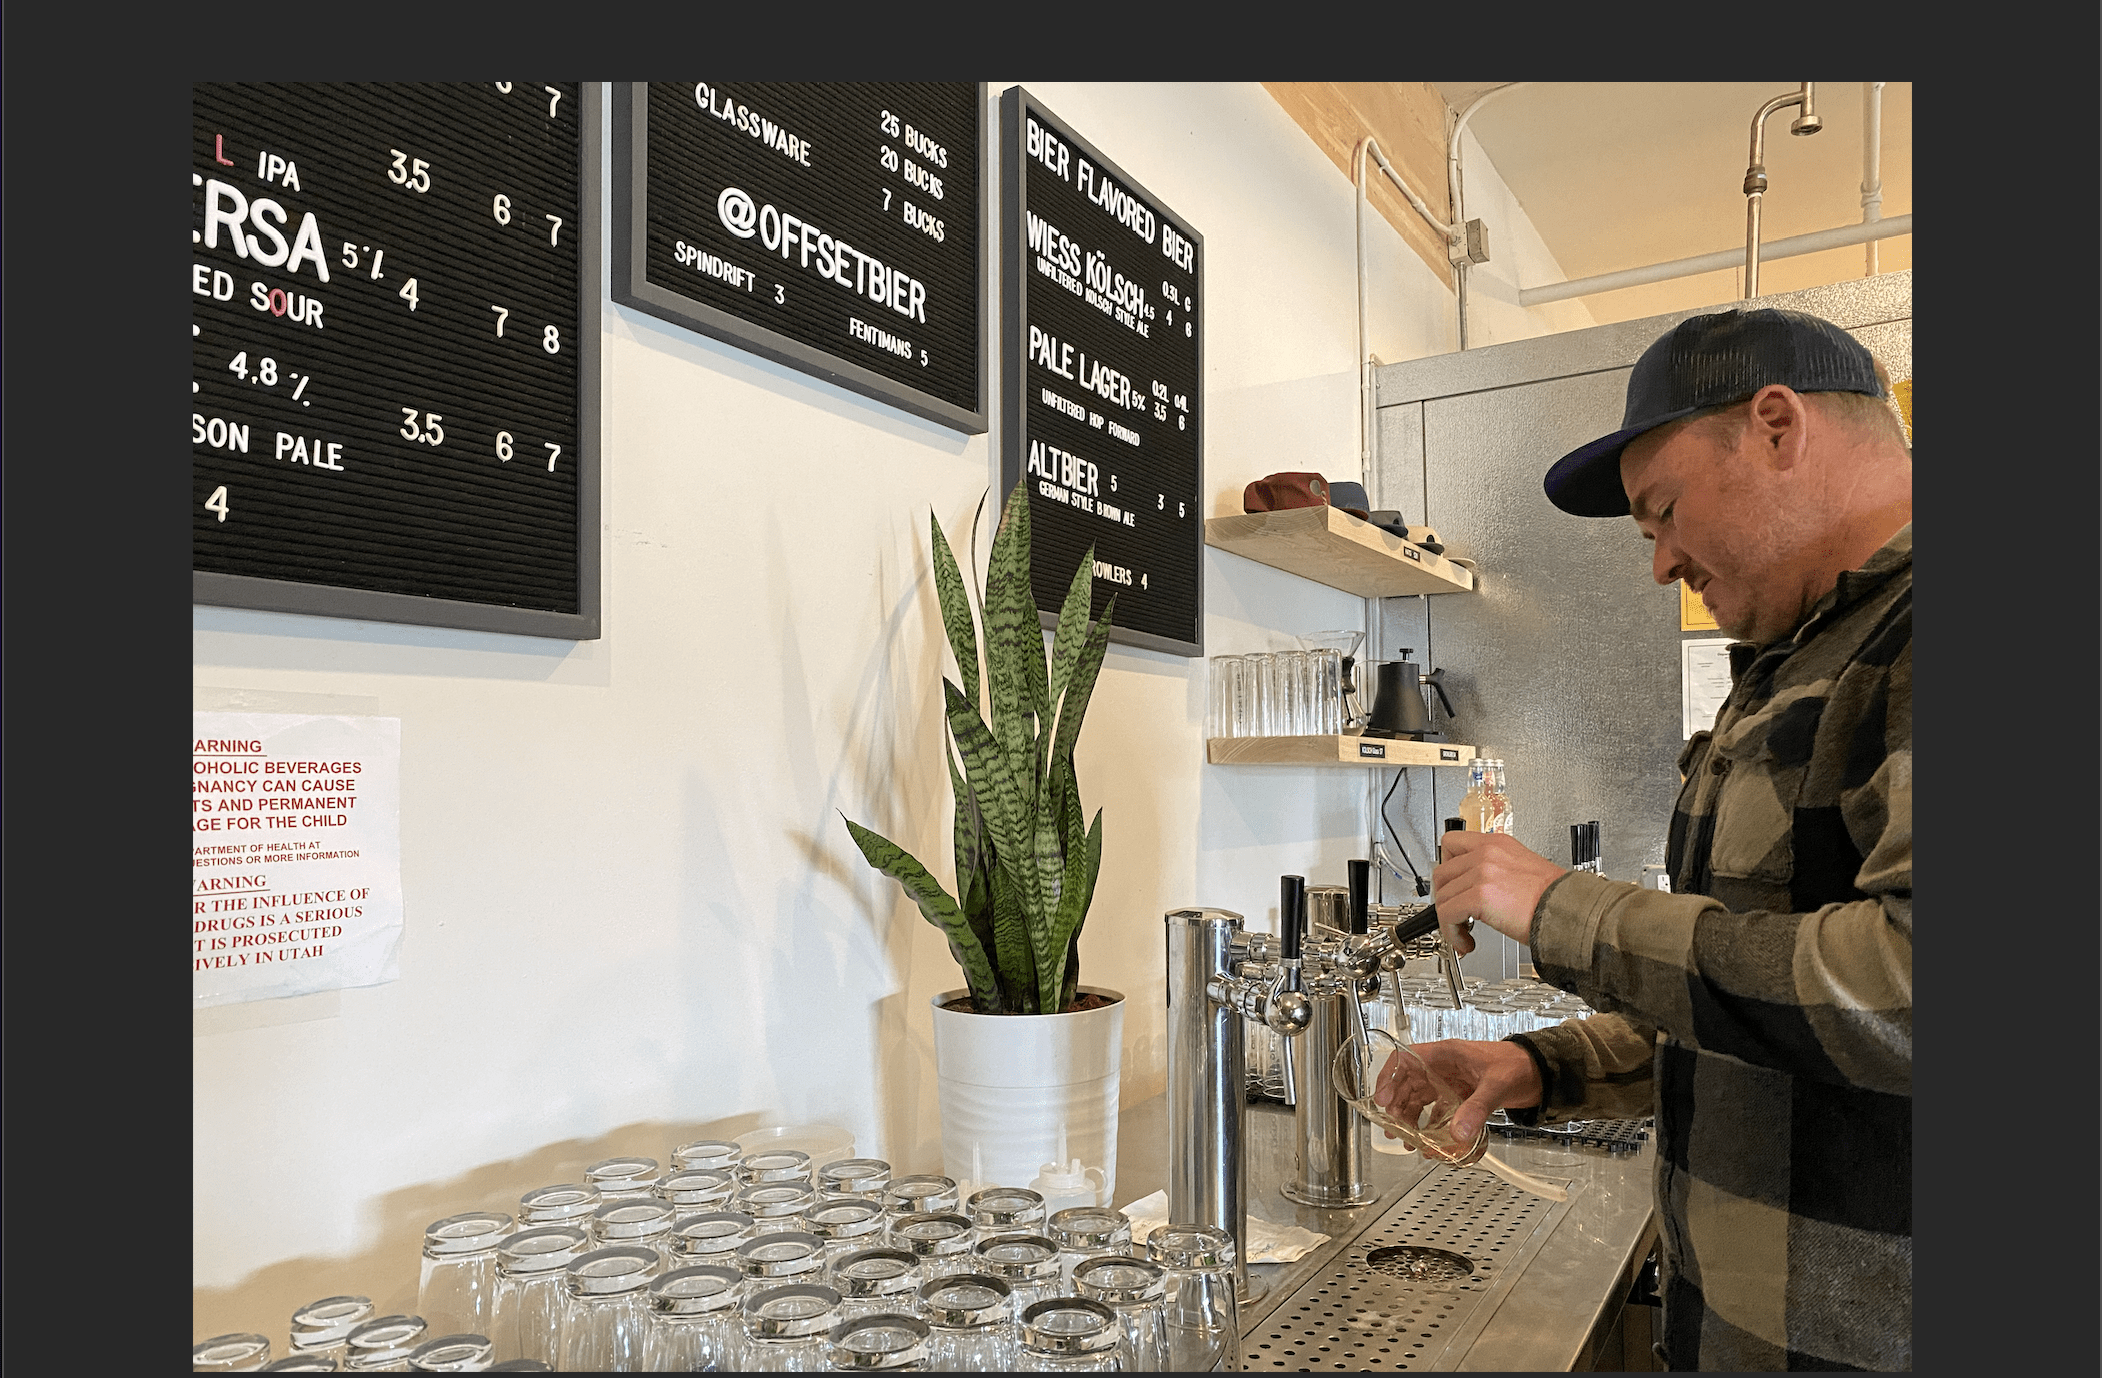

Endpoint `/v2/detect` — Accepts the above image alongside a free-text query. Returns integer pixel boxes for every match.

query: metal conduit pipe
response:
[1516,213,1914,307]
[1353,136,1458,493]
[1743,83,1823,298]
[1447,83,1528,350]
[1861,81,1886,276]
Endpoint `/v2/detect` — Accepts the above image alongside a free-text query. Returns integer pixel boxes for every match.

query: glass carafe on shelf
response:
[1299,630,1366,730]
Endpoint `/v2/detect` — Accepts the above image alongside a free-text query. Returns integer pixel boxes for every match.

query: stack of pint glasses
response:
[201,1130,1259,1372]
[1208,650,1346,739]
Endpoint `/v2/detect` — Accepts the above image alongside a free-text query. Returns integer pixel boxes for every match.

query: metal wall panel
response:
[1376,271,1912,407]
[1370,275,1911,976]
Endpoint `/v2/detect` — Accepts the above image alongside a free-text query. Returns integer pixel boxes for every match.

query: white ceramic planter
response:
[928,986,1125,1205]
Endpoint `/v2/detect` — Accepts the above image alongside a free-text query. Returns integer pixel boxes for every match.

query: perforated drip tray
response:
[1239,1163,1577,1371]
[1362,1246,1474,1285]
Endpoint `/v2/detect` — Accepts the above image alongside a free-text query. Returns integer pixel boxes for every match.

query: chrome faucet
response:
[1282,863,1463,1209]
[1164,890,1313,1302]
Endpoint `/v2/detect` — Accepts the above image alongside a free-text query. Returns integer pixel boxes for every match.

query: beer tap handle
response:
[1392,904,1442,945]
[1346,859,1371,935]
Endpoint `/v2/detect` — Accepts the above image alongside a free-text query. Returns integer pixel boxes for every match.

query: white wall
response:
[192,81,1576,1335]
[1449,125,1597,347]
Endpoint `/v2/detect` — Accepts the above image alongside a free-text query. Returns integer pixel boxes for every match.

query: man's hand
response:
[1431,831,1569,952]
[1374,1038,1544,1146]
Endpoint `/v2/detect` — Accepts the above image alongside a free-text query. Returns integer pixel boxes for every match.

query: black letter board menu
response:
[612,83,987,434]
[999,87,1203,658]
[191,82,600,639]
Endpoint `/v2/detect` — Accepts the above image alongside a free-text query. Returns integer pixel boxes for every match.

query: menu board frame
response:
[998,86,1205,659]
[190,82,603,642]
[611,82,990,435]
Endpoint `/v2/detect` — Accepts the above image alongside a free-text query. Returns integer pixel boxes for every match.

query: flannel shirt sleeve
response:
[1505,1012,1660,1126]
[1523,740,1910,1098]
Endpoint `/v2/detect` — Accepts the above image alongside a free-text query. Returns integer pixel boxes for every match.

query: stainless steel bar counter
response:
[1112,1093,1659,1371]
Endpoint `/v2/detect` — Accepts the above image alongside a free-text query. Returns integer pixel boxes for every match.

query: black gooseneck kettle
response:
[1365,650,1455,740]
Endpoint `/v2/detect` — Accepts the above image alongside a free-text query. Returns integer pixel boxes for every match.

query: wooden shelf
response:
[1207,735,1475,768]
[1204,506,1476,598]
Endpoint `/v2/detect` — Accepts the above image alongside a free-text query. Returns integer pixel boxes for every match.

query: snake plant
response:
[843,482,1116,1015]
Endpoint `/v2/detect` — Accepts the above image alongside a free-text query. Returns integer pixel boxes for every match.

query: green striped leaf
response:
[930,510,982,715]
[1045,546,1096,759]
[948,751,995,961]
[1050,805,1103,1010]
[1049,594,1116,772]
[987,863,1037,1014]
[943,678,1041,924]
[841,815,997,1004]
[1032,788,1066,1006]
[982,485,1040,805]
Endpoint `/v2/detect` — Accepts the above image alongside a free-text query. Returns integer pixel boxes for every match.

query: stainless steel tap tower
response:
[1282,862,1377,1207]
[1166,869,1458,1293]
[1163,885,1312,1301]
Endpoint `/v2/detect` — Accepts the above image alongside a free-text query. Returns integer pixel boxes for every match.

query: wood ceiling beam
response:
[1263,82,1456,290]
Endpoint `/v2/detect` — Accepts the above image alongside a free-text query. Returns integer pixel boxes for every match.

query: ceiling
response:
[1431,82,1912,325]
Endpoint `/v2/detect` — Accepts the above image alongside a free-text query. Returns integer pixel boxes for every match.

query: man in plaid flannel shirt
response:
[1376,308,1911,1370]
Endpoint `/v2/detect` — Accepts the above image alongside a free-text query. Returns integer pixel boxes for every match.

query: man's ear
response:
[1744,384,1809,471]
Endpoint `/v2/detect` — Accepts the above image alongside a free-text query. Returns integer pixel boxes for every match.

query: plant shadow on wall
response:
[842,481,1117,1018]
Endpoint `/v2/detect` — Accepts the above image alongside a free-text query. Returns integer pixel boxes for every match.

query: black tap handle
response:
[1279,875,1305,960]
[1346,859,1371,934]
[1392,905,1441,944]
[1571,824,1585,866]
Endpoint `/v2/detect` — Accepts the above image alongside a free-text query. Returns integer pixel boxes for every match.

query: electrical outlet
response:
[1639,865,1672,892]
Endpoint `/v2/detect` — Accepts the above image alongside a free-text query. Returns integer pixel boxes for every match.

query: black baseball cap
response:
[1542,307,1886,517]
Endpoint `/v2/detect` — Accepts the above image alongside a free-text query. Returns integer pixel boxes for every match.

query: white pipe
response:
[1861,81,1885,276]
[1517,213,1914,307]
[1447,83,1527,229]
[1447,83,1528,350]
[1355,135,1459,493]
[1354,138,1373,493]
[1372,140,1456,239]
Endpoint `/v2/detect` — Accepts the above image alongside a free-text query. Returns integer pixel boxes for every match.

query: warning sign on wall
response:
[192,712,402,1007]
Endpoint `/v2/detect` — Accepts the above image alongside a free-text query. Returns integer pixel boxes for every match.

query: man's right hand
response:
[1374,1039,1545,1145]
